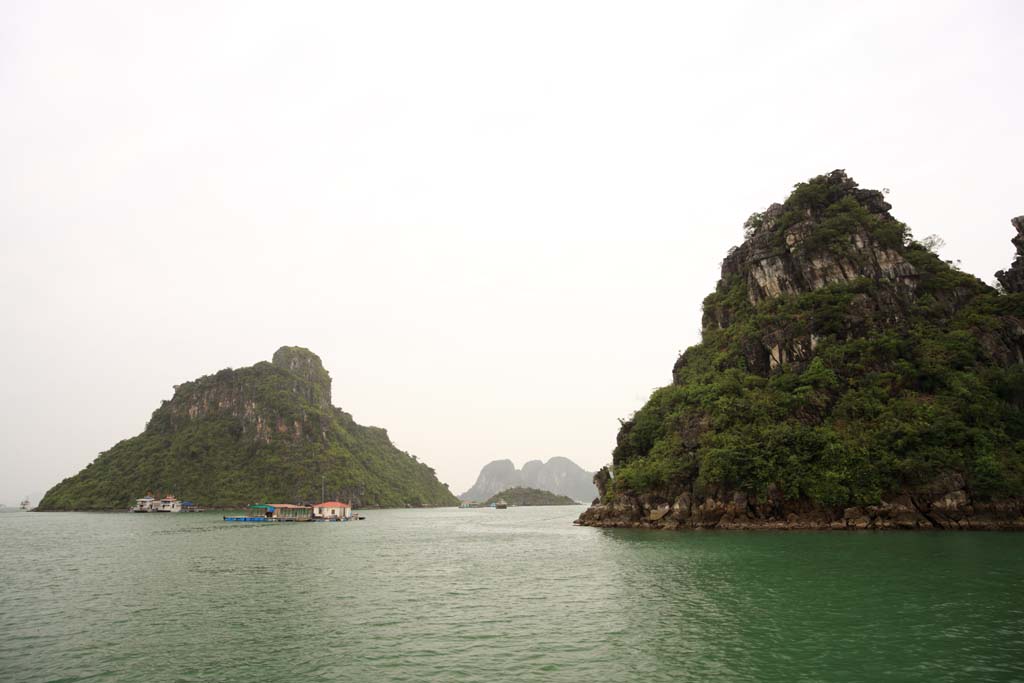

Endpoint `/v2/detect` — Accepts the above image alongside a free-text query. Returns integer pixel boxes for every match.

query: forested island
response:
[485,487,577,506]
[578,171,1024,530]
[38,347,458,510]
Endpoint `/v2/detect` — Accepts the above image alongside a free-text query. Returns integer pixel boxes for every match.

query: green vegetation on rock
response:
[484,487,577,506]
[607,171,1024,512]
[38,347,459,510]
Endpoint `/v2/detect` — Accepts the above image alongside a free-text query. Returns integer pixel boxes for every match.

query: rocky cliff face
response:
[579,171,1024,531]
[705,198,918,359]
[713,188,914,311]
[38,347,458,510]
[161,347,333,443]
[460,457,597,503]
[996,216,1024,294]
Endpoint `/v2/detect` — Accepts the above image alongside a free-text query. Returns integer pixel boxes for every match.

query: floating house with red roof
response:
[312,501,351,520]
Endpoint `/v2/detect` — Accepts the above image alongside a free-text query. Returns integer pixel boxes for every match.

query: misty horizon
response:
[3,1,1023,505]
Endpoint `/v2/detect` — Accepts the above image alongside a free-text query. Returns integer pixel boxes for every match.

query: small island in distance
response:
[483,487,578,507]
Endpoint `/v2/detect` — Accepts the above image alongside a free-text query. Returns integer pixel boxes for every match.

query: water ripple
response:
[1,509,1023,682]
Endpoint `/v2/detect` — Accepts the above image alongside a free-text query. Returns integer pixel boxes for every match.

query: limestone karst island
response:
[37,346,458,510]
[577,170,1024,531]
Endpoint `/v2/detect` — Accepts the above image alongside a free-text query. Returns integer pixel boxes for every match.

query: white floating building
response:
[312,501,352,520]
[131,495,182,512]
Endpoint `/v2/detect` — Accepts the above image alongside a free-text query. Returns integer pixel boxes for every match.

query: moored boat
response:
[131,494,183,512]
[131,495,156,512]
[154,495,182,512]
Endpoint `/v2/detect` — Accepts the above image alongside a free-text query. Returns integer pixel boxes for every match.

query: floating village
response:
[224,501,362,523]
[130,494,362,522]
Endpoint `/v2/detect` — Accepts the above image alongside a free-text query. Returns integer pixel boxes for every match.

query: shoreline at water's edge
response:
[30,504,462,513]
[576,486,1024,531]
[574,515,1024,531]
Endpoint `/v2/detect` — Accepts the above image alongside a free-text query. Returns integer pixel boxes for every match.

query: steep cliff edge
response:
[578,171,1024,530]
[38,347,458,509]
[996,216,1024,294]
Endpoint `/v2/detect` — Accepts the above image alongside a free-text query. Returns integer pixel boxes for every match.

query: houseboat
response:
[131,494,183,512]
[154,495,182,512]
[312,501,352,520]
[224,503,314,522]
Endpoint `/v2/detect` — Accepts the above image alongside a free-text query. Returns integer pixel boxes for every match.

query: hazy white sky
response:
[1,0,1022,504]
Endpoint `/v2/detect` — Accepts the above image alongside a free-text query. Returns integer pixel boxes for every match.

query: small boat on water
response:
[19,498,31,511]
[494,499,508,510]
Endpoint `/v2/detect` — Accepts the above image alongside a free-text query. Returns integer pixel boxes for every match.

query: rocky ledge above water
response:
[576,472,1024,530]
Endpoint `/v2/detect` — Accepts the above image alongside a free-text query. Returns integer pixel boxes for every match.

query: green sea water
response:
[1,507,1022,682]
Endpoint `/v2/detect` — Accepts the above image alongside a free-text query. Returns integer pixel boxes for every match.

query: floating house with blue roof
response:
[224,503,313,522]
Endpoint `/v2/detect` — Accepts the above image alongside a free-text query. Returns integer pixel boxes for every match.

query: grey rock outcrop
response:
[575,474,1024,530]
[698,174,926,377]
[714,198,917,315]
[460,457,597,502]
[996,216,1024,293]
